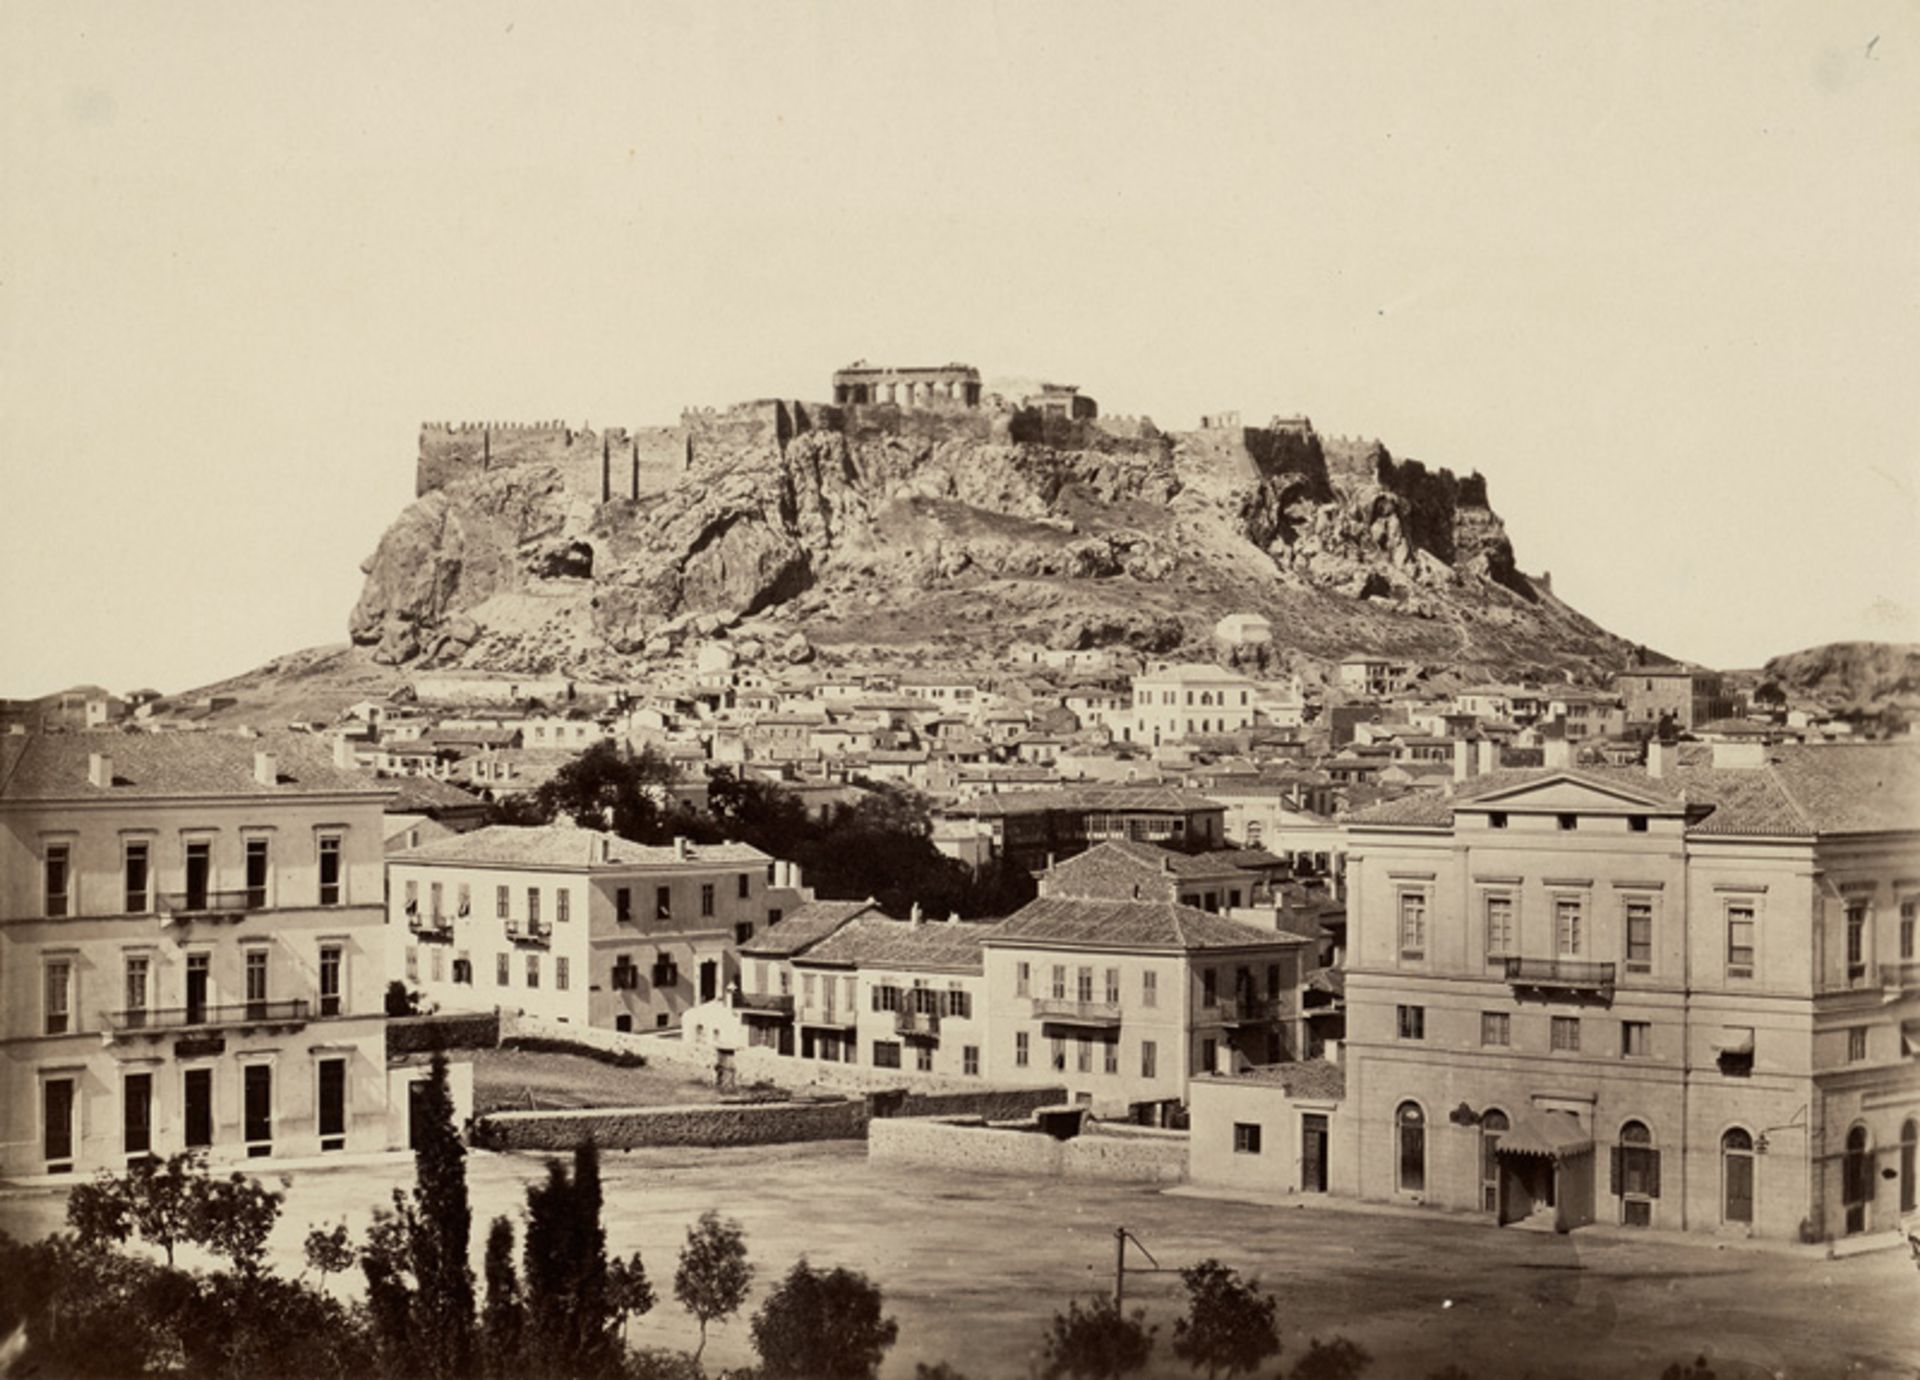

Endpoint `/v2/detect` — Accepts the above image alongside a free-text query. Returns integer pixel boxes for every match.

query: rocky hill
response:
[1758,641,1920,715]
[346,393,1635,683]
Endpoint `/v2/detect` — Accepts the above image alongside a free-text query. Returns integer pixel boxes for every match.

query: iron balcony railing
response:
[503,918,552,945]
[409,909,454,934]
[734,992,795,1018]
[1503,957,1617,994]
[1031,996,1123,1027]
[895,1009,941,1038]
[159,889,258,917]
[796,1003,856,1028]
[1211,995,1289,1024]
[103,999,311,1038]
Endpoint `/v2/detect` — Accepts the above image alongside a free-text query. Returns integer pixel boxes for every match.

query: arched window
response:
[1722,1128,1755,1225]
[1481,1109,1509,1213]
[1843,1124,1873,1236]
[1902,1120,1917,1215]
[1614,1120,1658,1226]
[1397,1101,1426,1193]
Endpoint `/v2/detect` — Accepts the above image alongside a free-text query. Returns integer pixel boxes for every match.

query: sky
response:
[3,1,1916,697]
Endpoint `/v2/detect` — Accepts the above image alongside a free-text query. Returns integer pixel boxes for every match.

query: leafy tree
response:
[0,1231,187,1377]
[303,1220,355,1293]
[1040,1295,1157,1379]
[1289,1336,1371,1380]
[675,1210,753,1363]
[608,1249,658,1345]
[176,1268,375,1380]
[522,1142,619,1378]
[386,980,423,1016]
[191,1170,286,1276]
[1172,1259,1281,1379]
[66,1150,208,1266]
[481,1215,524,1377]
[749,1258,899,1380]
[510,741,681,839]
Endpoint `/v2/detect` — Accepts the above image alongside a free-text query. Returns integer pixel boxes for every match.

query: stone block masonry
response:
[477,1098,868,1150]
[868,1115,1190,1183]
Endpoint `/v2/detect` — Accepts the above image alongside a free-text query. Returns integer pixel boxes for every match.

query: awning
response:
[1495,1109,1592,1160]
[1902,1021,1920,1059]
[1711,1027,1755,1055]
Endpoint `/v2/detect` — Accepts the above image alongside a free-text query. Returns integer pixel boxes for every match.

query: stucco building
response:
[0,735,395,1177]
[1129,663,1258,745]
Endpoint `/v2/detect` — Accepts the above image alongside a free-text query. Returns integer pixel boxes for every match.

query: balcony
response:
[797,1003,856,1030]
[503,918,552,946]
[1031,996,1123,1029]
[895,1008,941,1039]
[408,908,455,937]
[1504,957,1616,1002]
[1880,961,1920,997]
[159,889,258,922]
[1210,996,1289,1026]
[734,991,795,1021]
[102,1000,311,1043]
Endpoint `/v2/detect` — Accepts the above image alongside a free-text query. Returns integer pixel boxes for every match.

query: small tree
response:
[481,1215,524,1376]
[410,1052,477,1378]
[1289,1336,1371,1380]
[608,1250,658,1346]
[1172,1259,1281,1379]
[303,1220,355,1293]
[66,1150,208,1266]
[750,1259,899,1380]
[1040,1295,1157,1380]
[386,980,422,1017]
[190,1170,286,1276]
[522,1143,619,1378]
[675,1210,752,1363]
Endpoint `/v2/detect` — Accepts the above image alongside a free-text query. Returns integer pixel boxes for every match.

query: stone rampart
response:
[477,1098,868,1150]
[867,1115,1189,1182]
[418,422,690,504]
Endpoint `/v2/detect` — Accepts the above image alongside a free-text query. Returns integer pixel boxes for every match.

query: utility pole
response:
[1112,1226,1167,1307]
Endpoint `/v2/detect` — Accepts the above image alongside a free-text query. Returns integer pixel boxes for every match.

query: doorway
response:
[184,1068,213,1148]
[1301,1113,1329,1193]
[700,960,719,1003]
[243,1064,272,1157]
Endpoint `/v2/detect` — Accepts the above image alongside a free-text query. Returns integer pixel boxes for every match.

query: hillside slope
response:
[1759,641,1920,714]
[346,399,1634,682]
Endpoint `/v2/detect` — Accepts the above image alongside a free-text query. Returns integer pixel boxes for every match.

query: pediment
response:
[1461,772,1676,813]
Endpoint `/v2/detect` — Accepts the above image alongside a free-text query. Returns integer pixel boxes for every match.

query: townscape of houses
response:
[4,627,1916,1251]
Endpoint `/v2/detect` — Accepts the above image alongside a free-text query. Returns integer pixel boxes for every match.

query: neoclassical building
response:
[831,361,981,408]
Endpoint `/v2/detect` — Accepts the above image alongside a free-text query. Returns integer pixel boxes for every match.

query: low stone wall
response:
[889,1087,1067,1122]
[869,1115,1189,1183]
[501,1011,657,1059]
[476,1098,867,1151]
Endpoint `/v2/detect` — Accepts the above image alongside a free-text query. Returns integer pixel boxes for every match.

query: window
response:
[452,957,472,985]
[430,882,444,921]
[1201,1037,1217,1074]
[124,841,151,914]
[319,945,343,1016]
[1628,815,1649,833]
[617,887,634,922]
[1051,964,1067,1000]
[1397,1102,1426,1193]
[1142,970,1157,1008]
[44,844,71,917]
[1557,813,1578,831]
[1615,1120,1658,1226]
[1485,894,1514,960]
[318,1058,347,1151]
[556,957,570,992]
[916,1044,933,1073]
[963,1045,979,1077]
[1398,892,1427,959]
[556,890,570,924]
[123,954,150,1025]
[1900,1119,1917,1215]
[1903,900,1916,961]
[1621,1021,1651,1058]
[1051,1037,1068,1072]
[1846,1026,1868,1063]
[1076,966,1094,1003]
[734,921,754,944]
[430,947,445,983]
[1625,901,1654,973]
[244,949,269,1008]
[243,1064,272,1156]
[44,1078,76,1170]
[1016,962,1030,997]
[497,953,511,986]
[656,886,672,922]
[1234,1122,1263,1155]
[405,947,419,982]
[1723,1128,1755,1225]
[185,841,211,910]
[1843,1125,1873,1234]
[1551,1016,1581,1052]
[496,885,510,920]
[1202,969,1218,1008]
[1481,1012,1510,1047]
[1104,1038,1119,1075]
[1397,1005,1426,1041]
[1845,903,1868,982]
[1726,903,1756,978]
[1554,898,1584,957]
[526,954,540,989]
[768,906,783,926]
[1076,1038,1093,1073]
[244,839,270,909]
[1105,967,1121,1006]
[1015,1031,1030,1068]
[527,888,541,924]
[701,883,716,918]
[737,873,751,900]
[654,955,680,989]
[1141,1040,1157,1079]
[320,833,343,902]
[1488,812,1508,830]
[1480,1110,1509,1212]
[123,1072,154,1158]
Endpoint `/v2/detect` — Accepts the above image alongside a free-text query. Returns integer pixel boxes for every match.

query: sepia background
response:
[2,0,1916,695]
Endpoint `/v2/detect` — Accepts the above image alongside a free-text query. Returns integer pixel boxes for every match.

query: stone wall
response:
[868,1115,1189,1183]
[477,1098,868,1151]
[417,423,691,505]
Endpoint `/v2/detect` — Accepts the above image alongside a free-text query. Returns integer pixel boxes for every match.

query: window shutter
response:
[1866,1155,1877,1201]
[1647,1149,1661,1199]
[1609,1146,1623,1196]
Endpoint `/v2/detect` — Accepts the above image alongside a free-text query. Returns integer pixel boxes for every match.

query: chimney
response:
[1453,738,1474,783]
[253,751,278,786]
[910,903,923,928]
[333,735,356,769]
[88,752,113,788]
[1477,738,1497,776]
[947,911,960,925]
[1543,738,1572,770]
[1646,739,1672,779]
[673,836,690,860]
[1712,741,1767,770]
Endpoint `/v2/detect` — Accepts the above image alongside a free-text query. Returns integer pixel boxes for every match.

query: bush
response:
[1041,1295,1156,1379]
[750,1259,898,1380]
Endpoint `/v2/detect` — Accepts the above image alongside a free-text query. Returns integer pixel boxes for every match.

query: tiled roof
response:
[1727,745,1920,836]
[1343,793,1453,827]
[986,896,1300,952]
[0,732,389,802]
[384,776,489,814]
[389,822,771,869]
[740,900,878,958]
[958,785,1223,817]
[1217,1059,1346,1101]
[798,913,989,972]
[1213,848,1290,870]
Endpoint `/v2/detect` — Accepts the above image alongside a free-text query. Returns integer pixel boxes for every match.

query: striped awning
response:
[1495,1109,1592,1160]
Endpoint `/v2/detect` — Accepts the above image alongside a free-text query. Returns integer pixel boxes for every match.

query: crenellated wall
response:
[418,421,694,504]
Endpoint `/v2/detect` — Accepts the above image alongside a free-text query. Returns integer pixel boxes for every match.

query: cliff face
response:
[1759,641,1920,713]
[349,402,1631,679]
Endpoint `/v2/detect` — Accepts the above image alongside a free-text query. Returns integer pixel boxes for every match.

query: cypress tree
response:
[409,1052,476,1378]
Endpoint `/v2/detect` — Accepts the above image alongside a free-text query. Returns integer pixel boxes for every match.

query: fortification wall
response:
[867,1115,1189,1182]
[417,422,691,504]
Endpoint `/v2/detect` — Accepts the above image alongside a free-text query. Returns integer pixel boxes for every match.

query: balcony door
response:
[123,1073,153,1159]
[186,954,210,1025]
[184,1068,213,1148]
[243,1064,272,1157]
